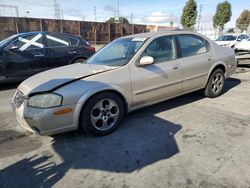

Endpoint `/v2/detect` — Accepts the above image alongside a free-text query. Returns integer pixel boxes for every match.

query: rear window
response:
[45,34,70,47]
[177,34,209,58]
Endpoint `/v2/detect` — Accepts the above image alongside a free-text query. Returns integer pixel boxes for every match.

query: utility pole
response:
[130,13,133,24]
[170,12,174,28]
[197,4,203,32]
[54,0,61,19]
[94,6,96,22]
[117,0,120,19]
[93,6,97,45]
[61,10,64,20]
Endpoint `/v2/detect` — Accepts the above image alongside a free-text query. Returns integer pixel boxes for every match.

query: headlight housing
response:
[28,93,62,108]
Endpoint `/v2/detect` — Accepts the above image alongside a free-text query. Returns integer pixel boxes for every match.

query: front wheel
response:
[79,92,125,136]
[204,69,225,98]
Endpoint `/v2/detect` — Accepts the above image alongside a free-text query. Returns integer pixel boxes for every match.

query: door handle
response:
[208,57,214,61]
[68,51,77,54]
[34,54,44,57]
[173,64,181,70]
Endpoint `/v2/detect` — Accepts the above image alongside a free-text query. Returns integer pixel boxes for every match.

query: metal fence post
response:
[40,19,42,32]
[109,23,111,42]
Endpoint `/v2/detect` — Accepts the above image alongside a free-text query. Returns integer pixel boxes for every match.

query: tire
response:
[204,69,225,98]
[71,58,86,64]
[79,92,125,136]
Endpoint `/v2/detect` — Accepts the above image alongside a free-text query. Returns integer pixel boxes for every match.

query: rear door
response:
[176,34,212,91]
[43,33,78,69]
[2,33,46,77]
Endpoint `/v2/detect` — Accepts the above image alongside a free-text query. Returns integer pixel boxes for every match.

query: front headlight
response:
[28,93,62,108]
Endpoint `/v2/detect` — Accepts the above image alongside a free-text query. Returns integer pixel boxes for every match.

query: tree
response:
[213,1,232,32]
[170,21,174,27]
[106,17,129,24]
[227,28,235,33]
[180,0,197,29]
[236,10,250,32]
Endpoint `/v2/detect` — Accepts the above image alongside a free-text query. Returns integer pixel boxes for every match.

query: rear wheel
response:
[204,69,225,98]
[79,92,125,136]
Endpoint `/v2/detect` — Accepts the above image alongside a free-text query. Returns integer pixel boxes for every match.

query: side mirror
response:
[139,56,154,66]
[237,37,242,42]
[9,45,18,50]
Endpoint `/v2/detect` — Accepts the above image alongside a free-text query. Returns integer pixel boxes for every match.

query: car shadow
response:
[221,77,241,96]
[238,64,250,68]
[0,77,241,187]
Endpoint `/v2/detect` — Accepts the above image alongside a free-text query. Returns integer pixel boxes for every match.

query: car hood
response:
[215,40,235,46]
[235,41,250,49]
[18,63,118,96]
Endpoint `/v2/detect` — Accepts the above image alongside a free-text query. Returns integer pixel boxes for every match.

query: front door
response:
[3,33,46,77]
[130,35,183,107]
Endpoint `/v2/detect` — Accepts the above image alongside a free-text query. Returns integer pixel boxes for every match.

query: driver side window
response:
[12,34,44,51]
[142,35,176,63]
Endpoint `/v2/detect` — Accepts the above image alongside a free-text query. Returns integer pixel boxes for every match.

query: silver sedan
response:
[12,31,237,136]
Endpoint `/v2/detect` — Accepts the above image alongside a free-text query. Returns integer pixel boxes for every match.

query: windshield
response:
[216,35,237,41]
[86,37,147,66]
[0,35,17,47]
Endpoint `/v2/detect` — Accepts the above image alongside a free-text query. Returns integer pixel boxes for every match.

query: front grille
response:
[13,90,25,108]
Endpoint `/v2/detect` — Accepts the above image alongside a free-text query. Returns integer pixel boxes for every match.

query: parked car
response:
[234,37,250,53]
[0,32,95,83]
[215,34,249,48]
[12,31,237,136]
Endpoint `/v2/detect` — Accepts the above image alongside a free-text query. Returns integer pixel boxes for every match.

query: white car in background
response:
[215,34,249,48]
[235,37,250,53]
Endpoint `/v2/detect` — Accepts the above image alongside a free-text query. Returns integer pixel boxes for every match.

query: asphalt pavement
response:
[0,62,250,188]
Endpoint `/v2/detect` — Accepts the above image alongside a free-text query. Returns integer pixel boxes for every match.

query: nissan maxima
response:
[12,31,237,136]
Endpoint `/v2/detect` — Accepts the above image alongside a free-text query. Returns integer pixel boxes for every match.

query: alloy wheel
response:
[211,72,224,94]
[90,98,120,131]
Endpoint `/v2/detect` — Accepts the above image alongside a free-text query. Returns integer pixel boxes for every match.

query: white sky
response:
[0,0,249,30]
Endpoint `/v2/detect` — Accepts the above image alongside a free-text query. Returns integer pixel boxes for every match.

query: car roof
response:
[121,30,206,39]
[16,31,82,39]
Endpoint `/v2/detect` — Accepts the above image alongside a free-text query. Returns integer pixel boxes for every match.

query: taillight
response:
[88,46,95,52]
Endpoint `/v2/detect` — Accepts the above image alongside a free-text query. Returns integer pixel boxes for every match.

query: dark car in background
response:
[0,32,95,83]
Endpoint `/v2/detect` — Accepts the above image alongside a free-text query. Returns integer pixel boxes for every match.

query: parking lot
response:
[0,61,250,187]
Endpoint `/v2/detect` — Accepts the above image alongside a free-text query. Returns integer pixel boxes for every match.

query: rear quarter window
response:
[79,39,90,46]
[68,36,79,46]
